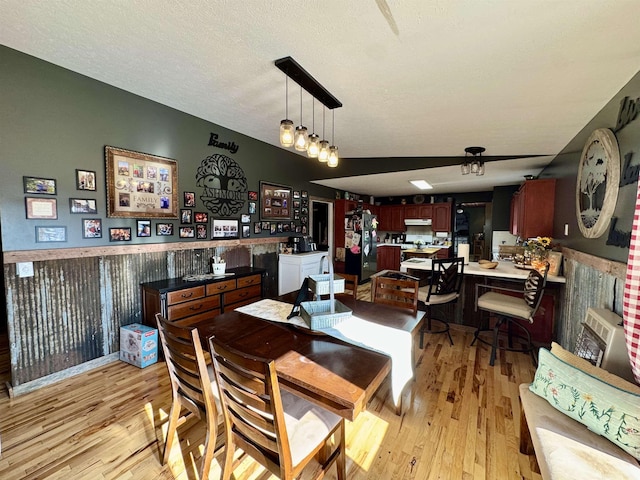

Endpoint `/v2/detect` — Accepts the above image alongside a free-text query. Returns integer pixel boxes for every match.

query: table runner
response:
[623,180,640,384]
[235,299,413,408]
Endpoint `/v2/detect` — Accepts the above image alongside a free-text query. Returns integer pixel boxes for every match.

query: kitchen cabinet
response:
[378,205,405,231]
[278,251,328,295]
[435,246,452,259]
[405,204,433,219]
[141,267,264,328]
[432,202,452,232]
[377,245,402,271]
[510,179,556,239]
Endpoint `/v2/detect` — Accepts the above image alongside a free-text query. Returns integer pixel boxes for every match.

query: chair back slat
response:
[156,315,214,417]
[523,266,548,313]
[338,273,359,299]
[209,337,292,473]
[372,274,419,315]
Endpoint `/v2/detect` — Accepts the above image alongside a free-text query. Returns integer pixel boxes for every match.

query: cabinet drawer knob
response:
[215,285,228,290]
[239,292,248,298]
[189,304,203,311]
[181,292,194,298]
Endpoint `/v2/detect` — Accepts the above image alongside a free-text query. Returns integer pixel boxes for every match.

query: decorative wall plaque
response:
[575,128,620,238]
[196,153,247,216]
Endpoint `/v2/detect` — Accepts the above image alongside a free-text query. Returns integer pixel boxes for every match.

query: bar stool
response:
[471,266,548,366]
[416,257,464,347]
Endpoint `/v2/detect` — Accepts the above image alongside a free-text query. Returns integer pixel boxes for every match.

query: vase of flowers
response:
[414,240,424,250]
[523,236,553,273]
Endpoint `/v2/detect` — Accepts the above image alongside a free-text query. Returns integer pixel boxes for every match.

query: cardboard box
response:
[119,323,158,368]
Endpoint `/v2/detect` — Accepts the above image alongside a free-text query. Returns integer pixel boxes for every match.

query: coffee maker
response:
[298,235,317,252]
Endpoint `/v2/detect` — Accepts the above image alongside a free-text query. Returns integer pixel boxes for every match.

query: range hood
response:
[404,218,432,226]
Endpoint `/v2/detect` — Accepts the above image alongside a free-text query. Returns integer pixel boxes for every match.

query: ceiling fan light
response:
[279,119,294,147]
[307,134,320,158]
[294,125,309,151]
[327,145,339,167]
[318,140,330,162]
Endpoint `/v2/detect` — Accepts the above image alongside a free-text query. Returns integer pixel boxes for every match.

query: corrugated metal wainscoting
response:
[4,243,279,391]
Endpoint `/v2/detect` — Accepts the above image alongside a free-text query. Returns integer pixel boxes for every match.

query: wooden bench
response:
[519,383,640,478]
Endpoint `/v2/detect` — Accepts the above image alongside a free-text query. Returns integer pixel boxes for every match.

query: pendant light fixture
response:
[279,76,294,147]
[318,106,329,162]
[307,98,320,158]
[462,147,486,176]
[294,86,309,151]
[327,109,339,168]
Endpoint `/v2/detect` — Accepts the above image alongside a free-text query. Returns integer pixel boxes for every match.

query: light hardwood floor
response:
[0,286,541,479]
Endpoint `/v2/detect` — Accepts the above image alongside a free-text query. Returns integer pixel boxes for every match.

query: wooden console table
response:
[140,266,264,328]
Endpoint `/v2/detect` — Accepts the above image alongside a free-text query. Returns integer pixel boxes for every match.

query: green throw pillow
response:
[530,348,640,460]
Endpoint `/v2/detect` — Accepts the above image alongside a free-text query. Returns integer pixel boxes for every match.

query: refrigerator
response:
[344,210,378,283]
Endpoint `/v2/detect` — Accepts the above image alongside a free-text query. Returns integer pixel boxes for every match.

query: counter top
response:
[400,259,566,284]
[402,247,441,255]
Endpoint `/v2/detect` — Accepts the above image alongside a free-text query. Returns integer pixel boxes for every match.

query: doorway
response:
[310,199,333,254]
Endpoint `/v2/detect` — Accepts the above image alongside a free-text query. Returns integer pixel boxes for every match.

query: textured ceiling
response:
[2,0,640,196]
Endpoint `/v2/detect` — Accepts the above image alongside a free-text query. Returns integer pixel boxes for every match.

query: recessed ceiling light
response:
[409,180,432,190]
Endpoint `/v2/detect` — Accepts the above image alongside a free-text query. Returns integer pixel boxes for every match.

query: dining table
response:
[192,291,425,421]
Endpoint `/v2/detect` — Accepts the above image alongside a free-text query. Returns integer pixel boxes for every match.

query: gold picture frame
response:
[105,146,178,218]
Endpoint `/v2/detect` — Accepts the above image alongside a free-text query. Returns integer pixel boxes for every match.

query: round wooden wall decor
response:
[575,128,620,238]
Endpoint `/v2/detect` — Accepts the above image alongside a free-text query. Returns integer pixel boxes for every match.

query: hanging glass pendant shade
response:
[294,86,309,151]
[307,99,319,157]
[279,76,294,147]
[327,109,339,167]
[280,119,294,147]
[318,106,329,162]
[327,145,339,167]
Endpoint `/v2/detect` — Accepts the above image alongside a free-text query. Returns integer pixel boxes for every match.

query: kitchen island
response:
[400,259,566,345]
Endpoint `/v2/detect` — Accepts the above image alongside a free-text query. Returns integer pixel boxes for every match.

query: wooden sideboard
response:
[141,266,264,328]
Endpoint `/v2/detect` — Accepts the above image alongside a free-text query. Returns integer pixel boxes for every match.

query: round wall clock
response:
[575,128,620,238]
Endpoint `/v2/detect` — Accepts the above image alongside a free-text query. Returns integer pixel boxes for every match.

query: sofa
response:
[519,343,640,479]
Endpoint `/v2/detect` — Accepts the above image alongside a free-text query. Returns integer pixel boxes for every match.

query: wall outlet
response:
[17,262,34,278]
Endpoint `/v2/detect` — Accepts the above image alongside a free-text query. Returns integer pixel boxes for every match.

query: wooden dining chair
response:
[371,271,420,315]
[155,313,224,480]
[417,257,464,347]
[337,273,359,299]
[208,336,346,480]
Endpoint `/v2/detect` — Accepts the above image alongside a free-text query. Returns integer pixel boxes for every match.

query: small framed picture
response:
[76,169,96,191]
[194,212,208,223]
[82,218,102,238]
[241,214,250,223]
[180,209,192,224]
[293,190,301,199]
[293,200,301,209]
[270,223,277,235]
[70,198,98,214]
[254,222,262,234]
[184,192,196,207]
[137,220,151,237]
[248,191,258,201]
[179,226,195,238]
[301,190,308,198]
[277,222,283,233]
[25,197,57,220]
[35,226,66,243]
[248,201,256,214]
[156,223,173,236]
[24,176,57,195]
[196,224,208,239]
[109,227,131,241]
[242,225,250,238]
[261,221,270,231]
[212,219,239,239]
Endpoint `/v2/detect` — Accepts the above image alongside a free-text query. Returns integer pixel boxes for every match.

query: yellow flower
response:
[538,237,552,248]
[582,393,593,402]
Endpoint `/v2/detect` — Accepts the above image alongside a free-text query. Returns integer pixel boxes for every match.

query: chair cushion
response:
[280,389,342,467]
[529,347,640,460]
[477,291,534,321]
[418,285,457,305]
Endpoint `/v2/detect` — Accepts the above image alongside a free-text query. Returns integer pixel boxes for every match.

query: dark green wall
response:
[542,70,640,264]
[0,46,336,251]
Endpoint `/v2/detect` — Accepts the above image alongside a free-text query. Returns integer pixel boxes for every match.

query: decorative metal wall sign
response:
[575,128,620,239]
[208,132,239,154]
[196,153,247,216]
